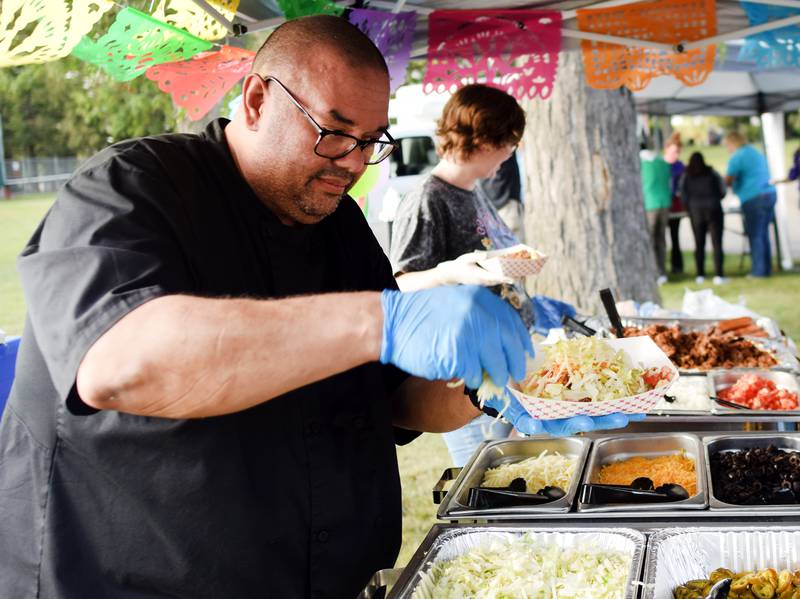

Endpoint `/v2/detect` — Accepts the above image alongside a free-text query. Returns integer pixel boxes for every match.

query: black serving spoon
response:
[467,477,567,509]
[705,577,731,599]
[580,476,690,504]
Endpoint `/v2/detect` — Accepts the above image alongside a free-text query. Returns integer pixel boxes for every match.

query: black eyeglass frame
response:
[258,75,398,165]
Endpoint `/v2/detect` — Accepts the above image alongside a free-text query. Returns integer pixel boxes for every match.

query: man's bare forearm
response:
[76,293,384,418]
[391,378,480,433]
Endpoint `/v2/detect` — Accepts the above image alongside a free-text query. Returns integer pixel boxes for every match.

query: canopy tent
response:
[633,44,798,270]
[211,0,796,57]
[635,42,800,116]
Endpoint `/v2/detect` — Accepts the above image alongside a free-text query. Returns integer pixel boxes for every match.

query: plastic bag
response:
[531,295,576,336]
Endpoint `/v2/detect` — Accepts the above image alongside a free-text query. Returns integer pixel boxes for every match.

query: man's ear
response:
[241,74,266,131]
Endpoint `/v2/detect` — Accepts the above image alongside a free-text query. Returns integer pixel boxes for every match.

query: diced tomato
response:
[717,374,799,410]
[643,366,673,389]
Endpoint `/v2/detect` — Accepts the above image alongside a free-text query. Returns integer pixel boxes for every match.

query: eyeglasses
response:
[260,75,397,165]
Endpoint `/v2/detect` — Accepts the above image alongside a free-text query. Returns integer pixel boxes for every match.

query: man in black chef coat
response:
[0,15,533,599]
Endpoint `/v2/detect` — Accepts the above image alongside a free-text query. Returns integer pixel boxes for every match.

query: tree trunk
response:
[520,52,660,314]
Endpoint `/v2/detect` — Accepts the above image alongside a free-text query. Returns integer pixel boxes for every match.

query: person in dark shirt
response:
[0,16,534,599]
[664,133,685,275]
[679,151,727,283]
[476,153,524,241]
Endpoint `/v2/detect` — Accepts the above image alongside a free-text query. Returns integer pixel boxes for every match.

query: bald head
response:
[226,15,392,227]
[252,15,388,81]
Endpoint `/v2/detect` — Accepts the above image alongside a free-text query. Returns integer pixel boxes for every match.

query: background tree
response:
[0,57,178,158]
[520,52,660,312]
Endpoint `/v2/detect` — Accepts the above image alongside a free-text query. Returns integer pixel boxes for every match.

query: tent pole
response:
[188,0,235,33]
[561,0,649,20]
[560,29,673,51]
[761,111,795,271]
[682,13,800,51]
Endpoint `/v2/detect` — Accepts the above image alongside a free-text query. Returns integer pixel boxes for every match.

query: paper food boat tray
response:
[508,336,678,419]
[477,244,548,278]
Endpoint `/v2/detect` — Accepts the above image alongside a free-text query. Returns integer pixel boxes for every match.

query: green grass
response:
[4,192,800,570]
[0,193,53,336]
[659,253,800,340]
[680,140,800,176]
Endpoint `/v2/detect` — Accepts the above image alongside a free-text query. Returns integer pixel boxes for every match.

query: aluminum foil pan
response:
[392,526,645,598]
[586,316,783,340]
[756,338,800,373]
[641,527,800,599]
[595,317,798,373]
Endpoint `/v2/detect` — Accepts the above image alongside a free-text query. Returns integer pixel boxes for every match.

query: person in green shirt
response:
[640,146,672,284]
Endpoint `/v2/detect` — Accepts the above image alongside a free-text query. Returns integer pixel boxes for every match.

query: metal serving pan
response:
[388,525,646,599]
[578,433,707,512]
[710,369,800,416]
[705,433,800,511]
[647,373,713,416]
[612,318,798,374]
[435,437,591,520]
[641,527,800,599]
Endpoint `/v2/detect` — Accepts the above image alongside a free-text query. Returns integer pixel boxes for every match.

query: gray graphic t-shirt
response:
[390,175,534,329]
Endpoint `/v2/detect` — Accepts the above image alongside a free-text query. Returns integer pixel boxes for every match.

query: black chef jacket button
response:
[316,530,329,543]
[307,421,321,435]
[352,416,366,430]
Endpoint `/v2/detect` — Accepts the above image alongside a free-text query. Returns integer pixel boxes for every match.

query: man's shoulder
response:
[76,130,211,179]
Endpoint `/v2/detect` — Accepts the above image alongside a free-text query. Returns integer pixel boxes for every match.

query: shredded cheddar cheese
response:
[596,452,696,496]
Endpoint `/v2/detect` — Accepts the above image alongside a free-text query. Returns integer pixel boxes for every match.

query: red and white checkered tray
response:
[477,244,548,279]
[508,336,679,419]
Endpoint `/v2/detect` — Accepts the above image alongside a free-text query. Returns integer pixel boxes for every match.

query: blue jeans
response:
[741,192,777,277]
[442,414,512,467]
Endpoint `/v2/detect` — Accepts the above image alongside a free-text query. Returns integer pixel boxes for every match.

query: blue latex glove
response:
[482,388,646,437]
[380,286,533,389]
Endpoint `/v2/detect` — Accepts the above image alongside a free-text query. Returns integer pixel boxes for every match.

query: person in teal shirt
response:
[725,131,776,277]
[640,147,672,283]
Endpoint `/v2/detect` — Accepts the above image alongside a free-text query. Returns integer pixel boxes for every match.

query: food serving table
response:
[361,319,800,598]
[361,430,800,598]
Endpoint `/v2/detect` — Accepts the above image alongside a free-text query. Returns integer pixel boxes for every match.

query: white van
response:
[364,85,450,253]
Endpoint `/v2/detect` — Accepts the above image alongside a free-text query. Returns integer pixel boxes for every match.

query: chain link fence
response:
[2,157,79,195]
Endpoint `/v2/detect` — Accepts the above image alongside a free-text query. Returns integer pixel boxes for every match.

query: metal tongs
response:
[599,288,625,338]
[467,477,566,509]
[561,315,596,337]
[663,393,749,410]
[710,396,749,410]
[580,476,690,504]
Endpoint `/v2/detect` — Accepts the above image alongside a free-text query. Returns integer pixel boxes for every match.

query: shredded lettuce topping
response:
[516,337,669,403]
[412,533,631,598]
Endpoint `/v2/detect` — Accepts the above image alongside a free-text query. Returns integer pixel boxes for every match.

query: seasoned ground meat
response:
[623,325,777,370]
